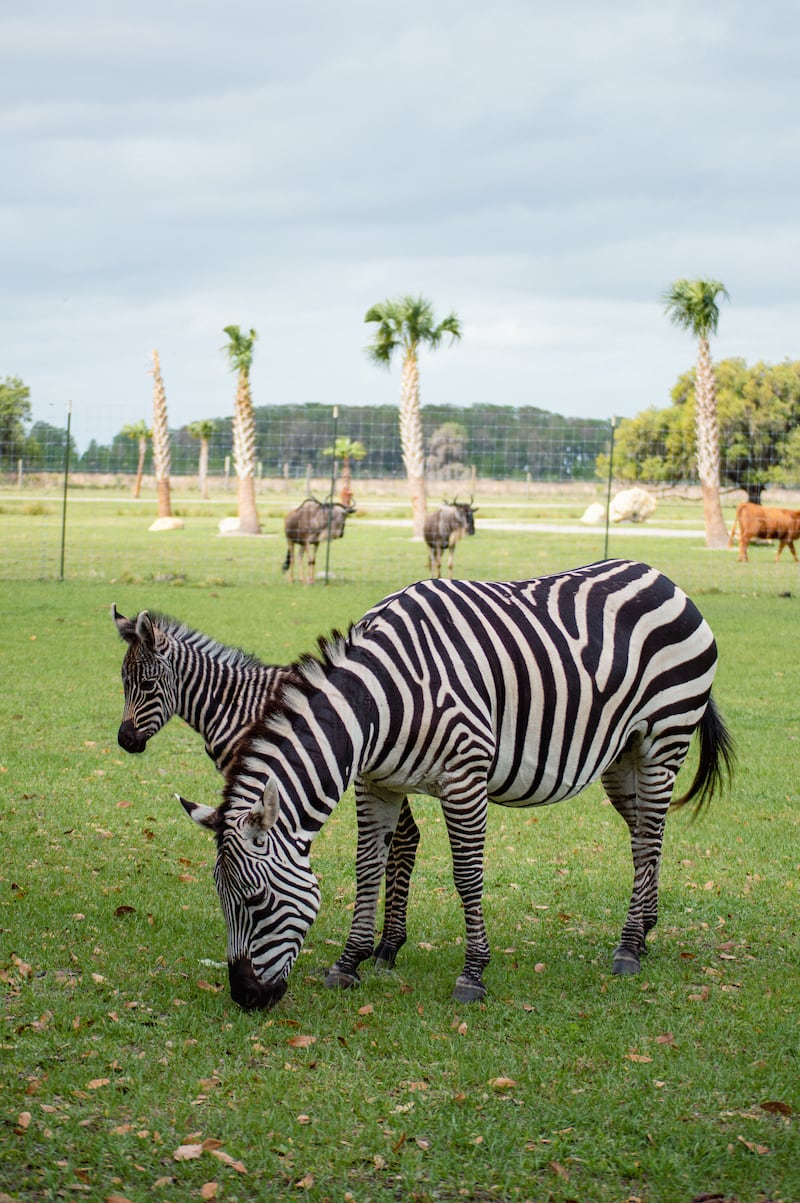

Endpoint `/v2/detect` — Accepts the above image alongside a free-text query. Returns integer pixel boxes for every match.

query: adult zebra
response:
[178,560,734,1010]
[111,606,422,960]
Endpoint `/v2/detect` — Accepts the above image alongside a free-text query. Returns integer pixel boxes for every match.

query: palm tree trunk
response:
[340,456,353,505]
[694,338,729,548]
[151,350,173,518]
[233,372,261,534]
[133,438,146,499]
[400,350,427,539]
[198,438,209,500]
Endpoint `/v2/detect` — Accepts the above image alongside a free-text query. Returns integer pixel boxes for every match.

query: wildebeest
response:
[728,502,800,562]
[282,497,356,584]
[424,498,477,578]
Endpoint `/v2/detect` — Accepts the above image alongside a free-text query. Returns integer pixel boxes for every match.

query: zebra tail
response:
[670,694,736,818]
[282,550,290,573]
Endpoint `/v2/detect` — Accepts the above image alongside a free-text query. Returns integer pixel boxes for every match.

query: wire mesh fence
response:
[3,402,800,597]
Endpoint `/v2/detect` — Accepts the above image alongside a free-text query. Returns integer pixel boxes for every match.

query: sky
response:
[3,0,799,453]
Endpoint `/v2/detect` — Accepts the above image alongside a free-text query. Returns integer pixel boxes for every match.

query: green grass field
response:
[1,504,799,1201]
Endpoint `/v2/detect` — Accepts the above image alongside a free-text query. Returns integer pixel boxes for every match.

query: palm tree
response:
[150,350,173,518]
[188,419,217,500]
[323,435,366,505]
[221,325,261,534]
[122,419,151,499]
[663,279,730,548]
[365,295,462,538]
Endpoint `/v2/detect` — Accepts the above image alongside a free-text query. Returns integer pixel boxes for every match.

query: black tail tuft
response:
[671,694,736,817]
[282,550,290,573]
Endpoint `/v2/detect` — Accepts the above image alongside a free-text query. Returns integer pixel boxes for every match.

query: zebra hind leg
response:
[601,758,672,975]
[374,796,420,970]
[441,787,491,1002]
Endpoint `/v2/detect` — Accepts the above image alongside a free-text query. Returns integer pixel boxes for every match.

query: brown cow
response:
[728,502,800,562]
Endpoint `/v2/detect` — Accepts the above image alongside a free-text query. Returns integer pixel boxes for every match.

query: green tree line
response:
[4,393,611,482]
[608,358,800,501]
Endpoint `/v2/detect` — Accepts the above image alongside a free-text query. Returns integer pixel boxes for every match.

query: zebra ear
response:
[178,794,218,829]
[251,778,280,833]
[112,604,137,642]
[135,611,157,650]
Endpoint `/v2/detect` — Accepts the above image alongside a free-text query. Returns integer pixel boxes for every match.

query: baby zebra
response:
[177,559,734,1011]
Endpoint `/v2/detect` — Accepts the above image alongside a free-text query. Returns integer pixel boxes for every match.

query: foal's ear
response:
[135,611,157,650]
[111,603,137,642]
[177,794,218,830]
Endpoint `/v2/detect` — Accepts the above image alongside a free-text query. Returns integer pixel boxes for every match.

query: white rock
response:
[218,516,240,534]
[580,502,607,525]
[149,517,185,532]
[609,488,657,524]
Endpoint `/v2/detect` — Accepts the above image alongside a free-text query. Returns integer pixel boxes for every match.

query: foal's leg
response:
[374,796,420,969]
[602,754,674,975]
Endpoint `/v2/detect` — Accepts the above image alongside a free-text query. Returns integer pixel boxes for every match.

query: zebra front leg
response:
[325,784,403,990]
[442,788,491,1002]
[374,796,420,970]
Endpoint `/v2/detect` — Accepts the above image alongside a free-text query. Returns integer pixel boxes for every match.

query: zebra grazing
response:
[424,499,477,579]
[111,605,422,961]
[178,560,734,1010]
[282,497,356,584]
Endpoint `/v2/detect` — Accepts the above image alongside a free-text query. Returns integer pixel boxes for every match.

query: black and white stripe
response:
[112,606,288,770]
[179,559,734,1009]
[112,605,422,972]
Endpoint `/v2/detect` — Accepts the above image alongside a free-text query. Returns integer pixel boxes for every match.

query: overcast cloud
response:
[3,0,799,451]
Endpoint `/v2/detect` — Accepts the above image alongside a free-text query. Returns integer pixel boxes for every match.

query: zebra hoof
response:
[373,943,398,971]
[324,966,360,990]
[451,975,487,1003]
[612,948,641,975]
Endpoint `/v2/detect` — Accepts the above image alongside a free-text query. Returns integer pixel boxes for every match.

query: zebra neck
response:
[234,677,370,840]
[172,642,272,766]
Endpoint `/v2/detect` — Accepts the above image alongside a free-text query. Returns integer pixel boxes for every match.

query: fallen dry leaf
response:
[489,1077,517,1090]
[625,1053,653,1064]
[295,1173,314,1189]
[15,1112,32,1133]
[760,1099,793,1117]
[287,1034,316,1048]
[297,1114,311,1125]
[174,1143,204,1161]
[200,1184,218,1200]
[737,1134,769,1155]
[358,1004,374,1015]
[211,1149,246,1173]
[87,1078,111,1090]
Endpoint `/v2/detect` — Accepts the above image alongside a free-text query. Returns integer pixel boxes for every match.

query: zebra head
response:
[112,605,178,754]
[179,778,321,1010]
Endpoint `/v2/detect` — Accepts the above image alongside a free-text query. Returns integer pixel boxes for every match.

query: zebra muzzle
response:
[228,957,288,1011]
[117,721,149,753]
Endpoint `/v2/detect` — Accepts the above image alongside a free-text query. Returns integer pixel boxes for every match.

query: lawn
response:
[1,516,798,1200]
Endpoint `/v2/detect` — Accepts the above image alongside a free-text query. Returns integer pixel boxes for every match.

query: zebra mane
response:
[148,611,273,674]
[226,626,357,758]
